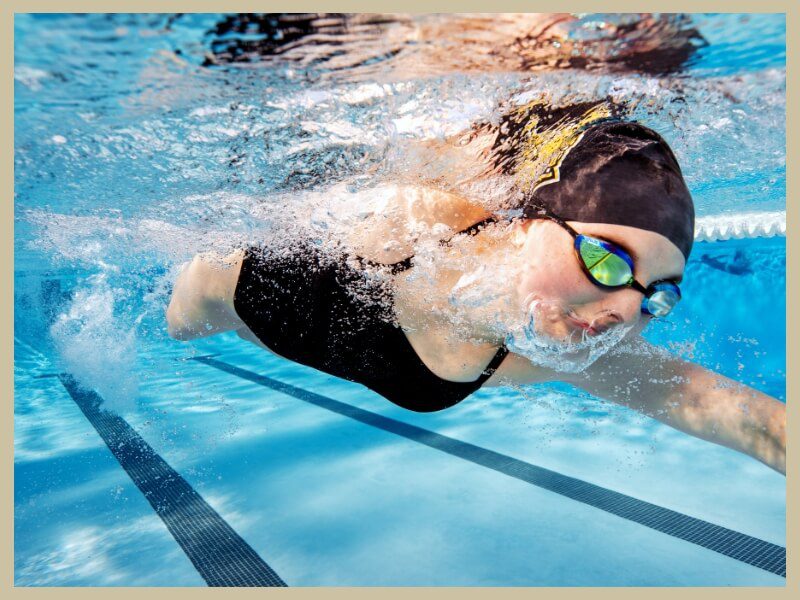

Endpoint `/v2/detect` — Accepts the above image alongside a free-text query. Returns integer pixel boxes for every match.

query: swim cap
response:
[523,121,695,260]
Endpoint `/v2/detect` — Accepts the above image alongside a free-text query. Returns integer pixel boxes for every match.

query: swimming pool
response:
[14,13,786,586]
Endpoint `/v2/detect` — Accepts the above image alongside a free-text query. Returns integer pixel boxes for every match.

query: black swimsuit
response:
[233,220,508,412]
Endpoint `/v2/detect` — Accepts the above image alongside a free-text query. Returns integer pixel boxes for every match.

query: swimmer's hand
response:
[564,338,786,475]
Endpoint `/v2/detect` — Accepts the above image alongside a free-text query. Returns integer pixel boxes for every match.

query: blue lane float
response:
[194,356,786,579]
[58,374,287,587]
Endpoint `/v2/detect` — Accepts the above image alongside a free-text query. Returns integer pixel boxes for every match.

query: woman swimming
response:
[166,104,786,476]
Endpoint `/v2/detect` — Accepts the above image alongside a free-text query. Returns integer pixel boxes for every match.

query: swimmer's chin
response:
[506,323,632,374]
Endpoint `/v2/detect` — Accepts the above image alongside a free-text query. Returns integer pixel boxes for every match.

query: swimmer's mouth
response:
[566,312,616,337]
[566,314,598,336]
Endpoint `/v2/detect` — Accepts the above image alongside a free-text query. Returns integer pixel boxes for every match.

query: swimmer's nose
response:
[589,313,623,335]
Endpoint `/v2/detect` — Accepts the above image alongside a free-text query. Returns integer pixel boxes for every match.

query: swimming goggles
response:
[529,211,682,318]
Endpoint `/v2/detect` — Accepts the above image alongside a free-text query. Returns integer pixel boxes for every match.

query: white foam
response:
[49,273,139,412]
[14,65,50,91]
[694,210,786,241]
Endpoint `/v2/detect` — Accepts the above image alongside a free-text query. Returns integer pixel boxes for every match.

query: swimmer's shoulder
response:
[346,183,492,264]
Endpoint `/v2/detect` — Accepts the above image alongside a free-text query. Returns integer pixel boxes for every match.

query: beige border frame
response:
[4,1,795,595]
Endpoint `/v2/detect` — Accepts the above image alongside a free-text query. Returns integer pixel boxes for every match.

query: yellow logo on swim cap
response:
[513,100,614,193]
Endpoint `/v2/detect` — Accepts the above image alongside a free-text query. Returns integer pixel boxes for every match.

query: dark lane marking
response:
[58,374,287,587]
[194,356,786,579]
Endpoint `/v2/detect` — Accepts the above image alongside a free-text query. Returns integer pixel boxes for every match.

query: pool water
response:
[14,13,785,586]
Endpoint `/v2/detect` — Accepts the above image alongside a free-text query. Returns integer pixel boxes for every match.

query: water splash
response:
[505,297,633,373]
[49,272,139,412]
[14,13,785,394]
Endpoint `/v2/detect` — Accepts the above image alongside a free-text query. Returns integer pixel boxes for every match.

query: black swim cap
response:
[523,121,695,260]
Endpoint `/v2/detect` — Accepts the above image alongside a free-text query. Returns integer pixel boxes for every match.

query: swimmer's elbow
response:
[168,327,191,341]
[165,289,206,341]
[167,322,193,341]
[165,251,245,341]
[165,302,197,341]
[165,285,241,341]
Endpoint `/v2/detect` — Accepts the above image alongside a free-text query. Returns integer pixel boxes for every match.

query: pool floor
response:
[14,333,786,586]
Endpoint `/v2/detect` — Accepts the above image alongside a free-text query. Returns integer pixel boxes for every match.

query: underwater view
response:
[14,13,785,586]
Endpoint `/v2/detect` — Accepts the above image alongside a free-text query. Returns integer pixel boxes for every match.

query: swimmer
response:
[166,114,786,475]
[203,13,704,78]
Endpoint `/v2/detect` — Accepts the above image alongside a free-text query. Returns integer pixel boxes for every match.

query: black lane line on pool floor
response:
[58,374,287,587]
[194,356,786,579]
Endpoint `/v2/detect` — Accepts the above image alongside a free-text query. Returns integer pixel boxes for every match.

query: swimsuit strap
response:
[444,215,500,240]
[355,255,414,275]
[476,345,509,383]
[358,215,500,273]
[355,213,510,381]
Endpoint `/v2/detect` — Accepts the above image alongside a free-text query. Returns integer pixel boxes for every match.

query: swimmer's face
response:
[513,218,686,343]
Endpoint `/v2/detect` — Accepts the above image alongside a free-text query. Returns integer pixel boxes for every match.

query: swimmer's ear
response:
[511,219,534,245]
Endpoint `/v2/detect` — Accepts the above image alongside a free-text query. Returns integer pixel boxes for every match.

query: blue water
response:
[14,13,785,586]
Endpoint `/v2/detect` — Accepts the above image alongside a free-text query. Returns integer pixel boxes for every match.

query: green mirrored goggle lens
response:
[577,236,634,287]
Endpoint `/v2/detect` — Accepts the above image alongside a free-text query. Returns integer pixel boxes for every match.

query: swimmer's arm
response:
[564,338,786,475]
[165,250,245,340]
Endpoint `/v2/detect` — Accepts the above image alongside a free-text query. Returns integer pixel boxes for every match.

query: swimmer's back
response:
[168,184,505,410]
[233,241,507,411]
